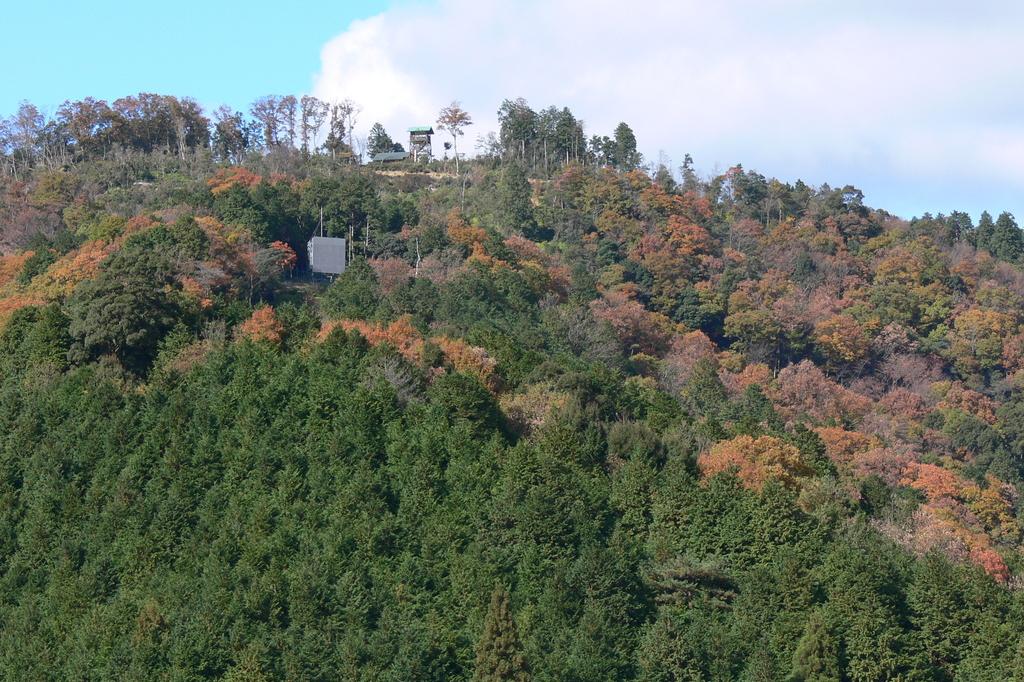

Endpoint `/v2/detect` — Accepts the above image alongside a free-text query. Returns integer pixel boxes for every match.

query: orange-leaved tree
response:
[698,434,813,491]
[814,313,872,366]
[238,305,284,345]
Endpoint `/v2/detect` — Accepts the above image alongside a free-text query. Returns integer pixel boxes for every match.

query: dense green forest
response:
[2,93,1024,680]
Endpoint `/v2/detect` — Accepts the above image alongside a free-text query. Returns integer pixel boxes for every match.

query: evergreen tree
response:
[612,122,641,171]
[0,303,71,374]
[947,210,974,242]
[789,611,840,682]
[66,248,180,374]
[681,358,728,418]
[975,210,995,252]
[1014,638,1024,682]
[907,554,979,678]
[989,211,1023,262]
[7,88,1024,682]
[553,107,584,165]
[790,424,836,478]
[367,122,396,156]
[498,163,537,238]
[497,98,538,162]
[474,586,530,682]
[681,153,700,193]
[320,258,379,319]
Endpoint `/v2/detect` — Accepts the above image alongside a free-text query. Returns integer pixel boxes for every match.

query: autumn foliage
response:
[0,251,34,288]
[317,315,498,389]
[208,166,263,195]
[29,239,115,299]
[433,336,499,389]
[369,258,413,295]
[4,100,1024,677]
[698,434,813,491]
[446,209,486,247]
[590,286,674,355]
[238,305,284,345]
[770,360,872,425]
[814,314,871,365]
[268,241,297,270]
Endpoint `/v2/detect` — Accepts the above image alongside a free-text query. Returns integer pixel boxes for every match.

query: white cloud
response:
[313,0,1024,218]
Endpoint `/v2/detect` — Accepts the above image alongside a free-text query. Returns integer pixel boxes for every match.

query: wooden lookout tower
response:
[408,126,434,162]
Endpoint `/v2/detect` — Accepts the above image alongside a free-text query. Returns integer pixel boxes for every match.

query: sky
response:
[0,1,388,115]
[3,0,1023,221]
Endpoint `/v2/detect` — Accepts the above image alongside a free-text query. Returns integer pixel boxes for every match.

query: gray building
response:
[307,236,347,276]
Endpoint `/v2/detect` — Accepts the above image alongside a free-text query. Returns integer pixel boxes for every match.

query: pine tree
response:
[789,610,840,682]
[681,153,700,193]
[1013,638,1024,682]
[612,122,640,171]
[473,586,530,682]
[66,247,180,374]
[320,258,378,319]
[989,211,1023,262]
[906,554,978,678]
[498,163,536,238]
[947,210,974,242]
[367,122,395,157]
[681,358,727,418]
[975,210,995,252]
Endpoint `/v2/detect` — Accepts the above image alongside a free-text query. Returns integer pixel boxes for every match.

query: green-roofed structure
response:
[371,150,410,163]
[409,126,434,162]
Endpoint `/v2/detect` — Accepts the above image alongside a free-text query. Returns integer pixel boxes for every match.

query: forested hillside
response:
[2,94,1024,680]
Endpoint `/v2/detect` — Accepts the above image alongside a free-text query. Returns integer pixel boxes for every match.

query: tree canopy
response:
[0,91,1023,679]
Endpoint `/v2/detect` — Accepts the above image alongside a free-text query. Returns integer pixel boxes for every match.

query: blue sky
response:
[4,0,1024,222]
[0,1,388,114]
